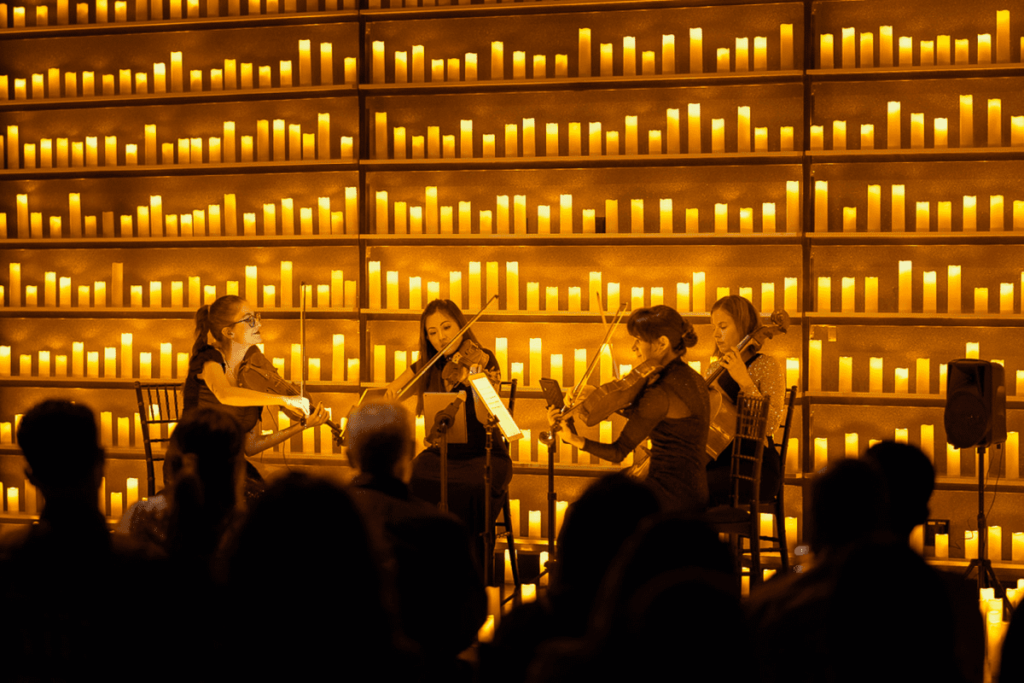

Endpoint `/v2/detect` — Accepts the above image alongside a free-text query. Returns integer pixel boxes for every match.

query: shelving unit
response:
[1,0,1022,568]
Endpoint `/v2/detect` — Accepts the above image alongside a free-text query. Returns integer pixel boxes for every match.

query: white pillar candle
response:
[960,95,973,147]
[869,357,883,392]
[839,356,853,392]
[948,265,961,313]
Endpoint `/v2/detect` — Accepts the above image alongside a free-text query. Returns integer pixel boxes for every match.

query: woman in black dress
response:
[545,305,711,514]
[384,299,513,562]
[183,295,329,457]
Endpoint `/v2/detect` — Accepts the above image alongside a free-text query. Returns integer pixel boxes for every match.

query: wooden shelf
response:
[808,63,1024,82]
[0,377,365,391]
[361,232,804,245]
[0,85,358,113]
[363,151,803,171]
[361,70,803,96]
[801,313,1024,327]
[804,390,1024,408]
[807,148,1024,163]
[0,159,359,181]
[807,232,1024,246]
[0,235,360,249]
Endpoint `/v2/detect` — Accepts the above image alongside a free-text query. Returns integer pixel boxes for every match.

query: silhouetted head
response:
[863,440,935,540]
[346,400,414,481]
[808,459,889,554]
[164,408,245,562]
[555,473,660,598]
[17,399,104,501]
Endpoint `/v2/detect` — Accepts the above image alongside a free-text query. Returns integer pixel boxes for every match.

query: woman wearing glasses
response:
[184,295,329,458]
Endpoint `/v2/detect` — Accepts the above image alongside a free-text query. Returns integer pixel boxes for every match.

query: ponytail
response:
[626,305,697,355]
[192,295,244,357]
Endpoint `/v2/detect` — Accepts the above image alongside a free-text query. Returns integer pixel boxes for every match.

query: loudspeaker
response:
[944,359,1006,449]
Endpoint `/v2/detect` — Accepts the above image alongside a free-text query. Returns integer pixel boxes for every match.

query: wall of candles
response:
[1,0,1023,568]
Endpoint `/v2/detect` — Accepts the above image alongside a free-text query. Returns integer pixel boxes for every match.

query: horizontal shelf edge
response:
[802,313,1024,327]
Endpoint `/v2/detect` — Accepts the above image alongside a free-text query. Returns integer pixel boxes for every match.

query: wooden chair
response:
[134,381,183,497]
[706,392,772,590]
[763,386,798,574]
[491,379,521,588]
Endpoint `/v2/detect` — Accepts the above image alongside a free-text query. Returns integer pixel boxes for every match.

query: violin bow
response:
[564,302,628,409]
[299,281,307,402]
[596,292,621,381]
[395,295,498,402]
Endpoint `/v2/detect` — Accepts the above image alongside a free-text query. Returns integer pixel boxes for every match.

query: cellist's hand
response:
[282,395,311,416]
[720,345,755,393]
[304,402,330,428]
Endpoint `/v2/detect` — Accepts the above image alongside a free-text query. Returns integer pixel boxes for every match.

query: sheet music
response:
[468,374,523,442]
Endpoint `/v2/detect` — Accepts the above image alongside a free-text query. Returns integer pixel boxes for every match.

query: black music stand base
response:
[961,446,1007,613]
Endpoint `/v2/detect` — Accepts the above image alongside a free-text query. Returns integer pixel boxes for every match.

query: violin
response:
[705,309,790,458]
[441,339,490,391]
[569,358,664,427]
[236,346,344,445]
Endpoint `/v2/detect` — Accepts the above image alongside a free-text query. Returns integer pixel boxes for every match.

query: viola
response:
[705,309,790,458]
[236,346,344,445]
[568,359,664,427]
[441,338,490,391]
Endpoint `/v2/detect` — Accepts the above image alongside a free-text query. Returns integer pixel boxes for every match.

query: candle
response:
[860,32,874,68]
[878,26,893,66]
[839,356,853,392]
[960,95,973,147]
[869,357,883,392]
[974,288,989,314]
[978,34,992,63]
[808,339,822,390]
[898,36,913,66]
[1000,283,1013,313]
[841,28,855,68]
[845,433,858,458]
[887,101,901,148]
[922,271,937,313]
[72,342,84,377]
[785,277,798,312]
[948,265,961,313]
[860,124,875,149]
[717,48,730,72]
[814,438,828,472]
[820,33,834,68]
[528,510,541,538]
[892,185,905,231]
[814,181,828,231]
[894,367,909,394]
[781,24,794,69]
[687,103,701,153]
[915,201,929,231]
[1007,432,1019,479]
[988,99,1002,147]
[898,260,912,313]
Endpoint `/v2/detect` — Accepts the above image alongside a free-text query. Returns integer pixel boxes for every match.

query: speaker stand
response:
[962,446,1005,599]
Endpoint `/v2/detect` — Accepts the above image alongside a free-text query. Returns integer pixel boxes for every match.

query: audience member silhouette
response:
[863,440,983,683]
[345,400,485,679]
[228,471,402,681]
[137,408,247,577]
[0,400,163,680]
[749,458,968,683]
[526,513,746,683]
[482,472,660,683]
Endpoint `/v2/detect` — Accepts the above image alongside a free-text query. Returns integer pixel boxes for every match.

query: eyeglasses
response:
[231,312,261,328]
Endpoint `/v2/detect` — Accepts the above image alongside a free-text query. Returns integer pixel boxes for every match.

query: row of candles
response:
[813,182,1024,233]
[812,97,1024,151]
[1,43,356,100]
[0,334,359,382]
[7,190,359,239]
[370,24,796,83]
[818,11,1016,69]
[811,430,1022,480]
[806,343,1024,394]
[363,262,800,313]
[2,262,358,310]
[371,184,801,235]
[0,0,349,27]
[813,263,1023,315]
[373,107,796,159]
[2,117,354,171]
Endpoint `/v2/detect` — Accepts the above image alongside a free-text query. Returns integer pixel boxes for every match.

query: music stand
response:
[468,373,523,586]
[424,391,468,513]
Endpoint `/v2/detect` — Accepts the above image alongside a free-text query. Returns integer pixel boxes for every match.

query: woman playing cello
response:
[546,305,710,514]
[383,299,512,561]
[704,295,786,506]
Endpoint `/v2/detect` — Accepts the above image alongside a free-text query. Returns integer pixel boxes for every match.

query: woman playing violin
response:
[383,299,512,560]
[546,305,711,515]
[705,295,786,506]
[183,295,330,460]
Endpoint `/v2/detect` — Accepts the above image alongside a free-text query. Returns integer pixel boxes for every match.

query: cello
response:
[705,309,789,459]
